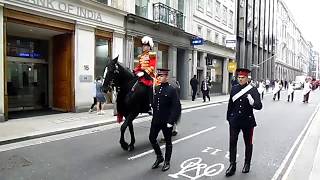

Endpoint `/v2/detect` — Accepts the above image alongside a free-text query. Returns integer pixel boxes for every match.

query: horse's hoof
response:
[120,141,129,151]
[128,145,135,151]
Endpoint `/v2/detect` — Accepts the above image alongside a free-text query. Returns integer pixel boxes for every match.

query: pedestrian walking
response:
[89,78,98,113]
[225,68,262,177]
[257,80,266,100]
[95,77,106,115]
[284,80,288,90]
[287,81,294,102]
[272,80,281,101]
[265,79,270,92]
[149,68,181,172]
[201,77,211,102]
[303,77,312,103]
[190,75,199,101]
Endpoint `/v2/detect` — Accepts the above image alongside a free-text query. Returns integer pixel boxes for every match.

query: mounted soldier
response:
[116,36,157,123]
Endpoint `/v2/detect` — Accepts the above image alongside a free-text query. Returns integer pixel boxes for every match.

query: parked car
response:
[292,82,303,90]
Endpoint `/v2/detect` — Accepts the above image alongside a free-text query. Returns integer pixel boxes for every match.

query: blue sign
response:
[191,38,204,45]
[18,52,41,58]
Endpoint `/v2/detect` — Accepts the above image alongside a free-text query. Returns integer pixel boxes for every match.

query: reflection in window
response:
[7,36,48,59]
[95,38,110,79]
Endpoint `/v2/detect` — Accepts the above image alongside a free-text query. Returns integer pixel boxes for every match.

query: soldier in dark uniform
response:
[225,68,263,177]
[149,68,182,172]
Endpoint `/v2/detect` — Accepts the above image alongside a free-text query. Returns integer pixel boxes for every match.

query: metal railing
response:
[153,2,185,30]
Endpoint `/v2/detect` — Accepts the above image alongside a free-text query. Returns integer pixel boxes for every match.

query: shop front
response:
[1,0,125,120]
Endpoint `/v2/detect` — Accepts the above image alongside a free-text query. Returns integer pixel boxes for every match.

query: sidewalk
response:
[280,103,320,180]
[0,95,229,145]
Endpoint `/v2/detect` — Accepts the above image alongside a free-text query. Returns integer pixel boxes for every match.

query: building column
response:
[200,52,207,79]
[0,5,4,121]
[74,24,95,112]
[112,32,125,63]
[168,46,177,80]
[222,58,229,94]
[192,50,197,75]
[125,35,134,69]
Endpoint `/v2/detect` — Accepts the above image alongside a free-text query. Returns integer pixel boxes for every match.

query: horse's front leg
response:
[120,119,129,151]
[128,113,139,151]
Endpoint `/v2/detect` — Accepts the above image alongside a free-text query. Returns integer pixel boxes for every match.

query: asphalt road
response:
[0,90,319,180]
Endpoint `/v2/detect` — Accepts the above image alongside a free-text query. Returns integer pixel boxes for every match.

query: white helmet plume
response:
[141,36,154,48]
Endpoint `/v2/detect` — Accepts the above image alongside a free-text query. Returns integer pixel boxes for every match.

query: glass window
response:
[239,0,245,37]
[222,6,227,25]
[222,35,226,46]
[260,0,265,47]
[228,10,233,29]
[95,38,111,79]
[135,0,149,18]
[198,0,204,11]
[215,0,221,20]
[207,0,213,16]
[96,0,112,6]
[7,36,48,59]
[254,0,259,44]
[207,29,212,41]
[178,0,184,12]
[215,32,219,43]
[198,25,202,37]
[247,0,253,41]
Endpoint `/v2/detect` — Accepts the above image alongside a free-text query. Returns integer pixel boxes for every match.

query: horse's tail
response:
[175,102,182,125]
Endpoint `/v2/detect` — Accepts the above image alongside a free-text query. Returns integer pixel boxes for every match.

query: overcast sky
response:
[284,0,320,51]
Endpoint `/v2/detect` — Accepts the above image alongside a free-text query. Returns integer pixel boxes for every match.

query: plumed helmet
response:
[141,36,154,48]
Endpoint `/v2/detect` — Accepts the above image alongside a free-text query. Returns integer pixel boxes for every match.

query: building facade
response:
[275,0,310,81]
[236,0,276,81]
[309,47,320,79]
[0,0,128,120]
[189,0,236,95]
[124,0,195,99]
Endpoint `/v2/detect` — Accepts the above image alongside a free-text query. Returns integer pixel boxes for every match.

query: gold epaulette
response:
[149,51,157,58]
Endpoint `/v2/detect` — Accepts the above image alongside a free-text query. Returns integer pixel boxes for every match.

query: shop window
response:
[134,38,168,69]
[7,36,48,59]
[95,37,111,79]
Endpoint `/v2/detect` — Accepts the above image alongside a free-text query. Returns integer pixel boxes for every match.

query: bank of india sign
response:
[18,0,103,22]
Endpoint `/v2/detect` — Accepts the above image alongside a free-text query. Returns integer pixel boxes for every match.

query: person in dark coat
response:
[225,68,263,177]
[190,75,199,101]
[149,68,181,172]
[201,77,211,102]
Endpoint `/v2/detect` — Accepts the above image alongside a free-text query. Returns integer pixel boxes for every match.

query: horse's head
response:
[103,55,120,88]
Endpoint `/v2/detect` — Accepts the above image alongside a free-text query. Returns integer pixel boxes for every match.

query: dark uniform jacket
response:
[152,82,181,125]
[227,84,262,129]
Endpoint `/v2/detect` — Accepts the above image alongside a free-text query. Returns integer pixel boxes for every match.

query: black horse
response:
[102,56,151,151]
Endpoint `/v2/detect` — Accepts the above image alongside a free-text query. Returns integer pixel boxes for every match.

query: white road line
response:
[281,103,320,180]
[271,103,320,180]
[127,126,216,160]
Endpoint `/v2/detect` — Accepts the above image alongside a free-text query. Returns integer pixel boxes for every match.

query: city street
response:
[0,90,319,180]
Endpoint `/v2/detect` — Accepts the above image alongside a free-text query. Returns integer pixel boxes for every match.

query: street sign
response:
[191,37,204,45]
[226,35,236,48]
[228,61,237,73]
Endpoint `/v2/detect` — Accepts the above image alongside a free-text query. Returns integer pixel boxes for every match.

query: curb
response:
[0,99,228,146]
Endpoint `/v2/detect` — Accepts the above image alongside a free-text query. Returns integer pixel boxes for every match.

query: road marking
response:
[168,157,224,179]
[183,103,222,113]
[281,102,320,180]
[0,103,221,152]
[271,103,320,180]
[128,126,216,160]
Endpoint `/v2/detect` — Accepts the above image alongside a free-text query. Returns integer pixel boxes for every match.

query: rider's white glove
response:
[247,94,254,106]
[137,71,144,77]
[167,123,173,128]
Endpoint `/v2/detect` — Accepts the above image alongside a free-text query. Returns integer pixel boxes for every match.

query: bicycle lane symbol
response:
[168,157,225,180]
